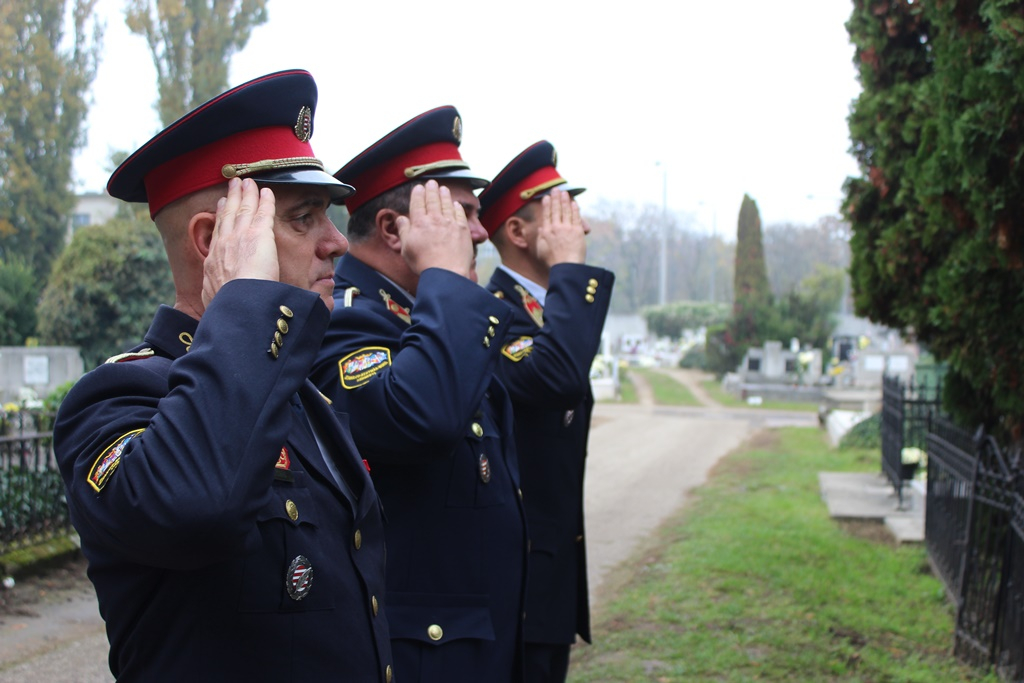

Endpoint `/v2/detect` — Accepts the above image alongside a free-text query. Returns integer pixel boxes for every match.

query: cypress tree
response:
[730,194,772,349]
[845,0,1024,443]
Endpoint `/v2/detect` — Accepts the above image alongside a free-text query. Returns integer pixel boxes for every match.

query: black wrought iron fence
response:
[953,432,1016,671]
[999,483,1024,681]
[881,374,944,505]
[925,418,977,598]
[923,417,1024,682]
[0,412,70,554]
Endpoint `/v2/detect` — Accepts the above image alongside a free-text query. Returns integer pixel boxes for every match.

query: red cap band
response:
[143,126,316,218]
[343,141,464,213]
[482,166,566,236]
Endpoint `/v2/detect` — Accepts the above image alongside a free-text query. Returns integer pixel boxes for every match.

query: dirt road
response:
[0,369,816,681]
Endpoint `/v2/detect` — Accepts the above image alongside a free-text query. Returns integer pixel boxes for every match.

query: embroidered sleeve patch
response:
[502,336,535,362]
[88,429,145,492]
[339,347,392,389]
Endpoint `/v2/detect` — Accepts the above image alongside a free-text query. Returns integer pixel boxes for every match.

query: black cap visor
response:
[254,168,355,204]
[417,167,490,190]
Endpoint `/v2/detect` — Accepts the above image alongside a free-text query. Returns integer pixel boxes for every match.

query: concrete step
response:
[818,471,924,544]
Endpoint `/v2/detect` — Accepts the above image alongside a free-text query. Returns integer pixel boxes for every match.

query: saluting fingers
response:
[423,179,442,217]
[571,195,582,229]
[541,192,553,227]
[408,182,427,222]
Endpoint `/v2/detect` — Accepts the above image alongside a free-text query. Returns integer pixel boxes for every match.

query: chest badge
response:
[286,555,314,601]
[478,453,492,484]
[564,410,575,427]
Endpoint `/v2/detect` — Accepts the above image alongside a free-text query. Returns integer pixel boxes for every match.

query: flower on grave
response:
[0,402,18,433]
[901,447,925,466]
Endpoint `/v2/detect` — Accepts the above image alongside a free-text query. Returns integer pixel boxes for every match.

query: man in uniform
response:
[55,70,394,682]
[310,107,527,682]
[478,141,615,682]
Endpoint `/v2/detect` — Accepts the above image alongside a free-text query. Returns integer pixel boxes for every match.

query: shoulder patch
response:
[502,336,535,362]
[88,429,145,492]
[105,348,155,364]
[338,347,392,389]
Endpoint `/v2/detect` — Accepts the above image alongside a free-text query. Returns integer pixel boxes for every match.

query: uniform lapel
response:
[295,382,375,517]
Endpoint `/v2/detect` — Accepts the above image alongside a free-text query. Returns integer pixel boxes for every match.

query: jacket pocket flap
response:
[387,592,495,645]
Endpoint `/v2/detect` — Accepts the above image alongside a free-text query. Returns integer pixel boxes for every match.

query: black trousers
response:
[524,642,571,683]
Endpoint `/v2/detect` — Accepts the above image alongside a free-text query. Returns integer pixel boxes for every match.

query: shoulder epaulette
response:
[343,286,360,308]
[105,348,156,364]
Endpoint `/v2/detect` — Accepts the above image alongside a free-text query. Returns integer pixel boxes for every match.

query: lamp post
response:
[657,163,667,305]
[708,207,717,303]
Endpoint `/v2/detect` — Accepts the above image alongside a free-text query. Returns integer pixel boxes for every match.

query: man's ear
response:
[504,216,530,250]
[189,212,217,258]
[377,208,403,253]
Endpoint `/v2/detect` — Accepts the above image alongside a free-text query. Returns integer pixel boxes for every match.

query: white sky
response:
[74,0,862,232]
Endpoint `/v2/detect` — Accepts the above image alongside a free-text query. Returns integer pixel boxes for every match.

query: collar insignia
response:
[380,289,411,325]
[276,446,291,470]
[514,284,545,328]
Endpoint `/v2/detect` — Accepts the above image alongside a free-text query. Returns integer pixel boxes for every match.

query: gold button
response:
[279,305,294,318]
[274,331,284,347]
[277,319,290,334]
[517,488,523,500]
[585,294,595,304]
[386,665,393,682]
[483,337,491,348]
[354,529,362,550]
[269,343,279,359]
[586,285,597,295]
[588,278,598,288]
[471,422,483,437]
[427,624,443,641]
[488,315,500,325]
[576,534,583,542]
[487,326,496,337]
[285,499,298,521]
[372,595,379,616]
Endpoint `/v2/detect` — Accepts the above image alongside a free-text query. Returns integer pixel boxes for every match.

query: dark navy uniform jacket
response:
[487,264,614,646]
[55,280,393,683]
[311,254,528,683]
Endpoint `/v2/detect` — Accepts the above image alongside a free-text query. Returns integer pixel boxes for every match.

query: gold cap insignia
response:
[552,148,558,166]
[452,115,463,143]
[294,105,313,142]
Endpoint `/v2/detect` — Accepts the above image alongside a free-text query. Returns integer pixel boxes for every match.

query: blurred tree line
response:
[0,0,266,365]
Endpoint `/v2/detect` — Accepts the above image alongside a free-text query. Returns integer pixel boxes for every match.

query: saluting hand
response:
[397,179,473,279]
[202,177,279,308]
[534,188,587,268]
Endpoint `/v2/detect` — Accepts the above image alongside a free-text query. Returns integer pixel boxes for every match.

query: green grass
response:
[631,368,702,406]
[701,379,821,412]
[568,427,996,683]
